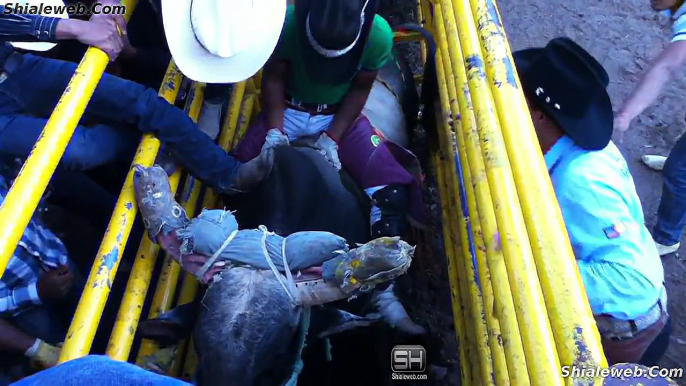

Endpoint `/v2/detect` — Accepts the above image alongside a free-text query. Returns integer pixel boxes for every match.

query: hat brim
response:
[295,0,374,85]
[513,48,614,151]
[10,0,68,52]
[161,0,286,84]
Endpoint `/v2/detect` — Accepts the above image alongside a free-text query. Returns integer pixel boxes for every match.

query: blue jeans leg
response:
[0,54,242,192]
[7,306,67,346]
[653,133,686,246]
[10,355,189,386]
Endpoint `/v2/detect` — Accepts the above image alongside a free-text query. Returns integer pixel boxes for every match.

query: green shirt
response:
[274,5,394,105]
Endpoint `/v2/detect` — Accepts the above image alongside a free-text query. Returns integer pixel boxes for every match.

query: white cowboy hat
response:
[10,0,69,52]
[161,0,287,83]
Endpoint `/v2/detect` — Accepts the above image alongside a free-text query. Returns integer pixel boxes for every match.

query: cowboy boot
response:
[371,184,409,238]
[371,284,425,335]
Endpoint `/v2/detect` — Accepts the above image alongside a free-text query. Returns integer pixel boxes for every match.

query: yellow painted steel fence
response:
[0,0,609,383]
[421,0,607,384]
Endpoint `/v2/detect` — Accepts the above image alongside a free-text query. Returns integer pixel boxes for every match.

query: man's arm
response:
[0,5,63,42]
[616,41,686,125]
[326,69,377,142]
[0,282,41,315]
[0,316,38,354]
[261,57,289,130]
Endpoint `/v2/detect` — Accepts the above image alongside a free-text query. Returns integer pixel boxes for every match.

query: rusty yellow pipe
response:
[446,0,563,382]
[233,95,257,146]
[433,46,490,383]
[434,50,474,385]
[0,0,138,279]
[170,273,199,376]
[133,83,206,363]
[104,63,184,361]
[105,172,181,361]
[58,61,189,363]
[468,0,606,374]
[204,82,247,207]
[436,4,529,383]
[433,151,472,386]
[434,4,523,383]
[434,11,500,385]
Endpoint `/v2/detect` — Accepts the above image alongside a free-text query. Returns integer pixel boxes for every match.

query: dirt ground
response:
[379,0,686,383]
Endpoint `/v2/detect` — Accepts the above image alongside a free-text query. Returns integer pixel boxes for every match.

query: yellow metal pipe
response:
[204,82,247,207]
[434,5,523,383]
[170,273,199,376]
[434,51,475,385]
[59,61,188,363]
[233,95,257,146]
[446,0,563,382]
[105,171,182,361]
[434,12,500,385]
[0,0,138,279]
[468,0,606,372]
[436,4,530,383]
[104,63,184,361]
[434,51,481,385]
[433,151,472,386]
[134,83,206,363]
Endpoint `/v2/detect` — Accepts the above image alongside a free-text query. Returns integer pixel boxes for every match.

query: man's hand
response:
[613,114,631,144]
[314,132,341,170]
[37,265,74,301]
[29,340,61,369]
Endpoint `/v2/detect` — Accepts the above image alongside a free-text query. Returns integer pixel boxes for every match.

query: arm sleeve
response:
[672,14,686,42]
[0,282,41,315]
[360,16,393,71]
[0,6,61,42]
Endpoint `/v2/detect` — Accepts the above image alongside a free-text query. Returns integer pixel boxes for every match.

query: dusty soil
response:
[379,0,686,384]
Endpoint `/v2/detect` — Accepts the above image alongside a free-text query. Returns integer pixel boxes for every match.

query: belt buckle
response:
[316,104,326,113]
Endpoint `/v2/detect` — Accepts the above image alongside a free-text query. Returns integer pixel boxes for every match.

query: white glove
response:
[261,128,290,152]
[314,132,341,171]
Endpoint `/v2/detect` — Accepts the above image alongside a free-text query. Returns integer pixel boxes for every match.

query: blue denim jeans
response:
[0,50,242,193]
[10,356,189,386]
[653,133,686,246]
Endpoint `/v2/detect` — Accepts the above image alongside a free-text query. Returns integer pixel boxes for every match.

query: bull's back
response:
[227,146,370,245]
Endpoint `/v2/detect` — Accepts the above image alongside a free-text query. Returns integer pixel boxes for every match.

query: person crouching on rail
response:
[0,0,287,196]
[514,37,671,366]
[232,0,427,238]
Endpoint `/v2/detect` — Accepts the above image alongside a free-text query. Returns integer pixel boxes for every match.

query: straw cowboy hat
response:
[295,0,376,85]
[513,37,613,150]
[10,0,69,52]
[161,0,287,83]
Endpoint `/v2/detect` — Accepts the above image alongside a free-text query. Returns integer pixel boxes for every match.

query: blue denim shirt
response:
[545,136,664,320]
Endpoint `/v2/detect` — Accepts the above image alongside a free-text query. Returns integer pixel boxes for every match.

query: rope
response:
[196,229,238,279]
[257,225,298,306]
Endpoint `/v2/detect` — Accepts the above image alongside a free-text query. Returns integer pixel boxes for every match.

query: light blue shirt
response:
[545,136,664,320]
[662,2,686,42]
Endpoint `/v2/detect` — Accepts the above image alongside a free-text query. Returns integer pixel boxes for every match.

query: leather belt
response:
[595,287,668,340]
[286,96,338,116]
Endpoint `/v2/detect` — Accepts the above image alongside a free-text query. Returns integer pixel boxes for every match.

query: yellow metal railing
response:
[0,0,138,279]
[423,0,607,383]
[58,60,185,362]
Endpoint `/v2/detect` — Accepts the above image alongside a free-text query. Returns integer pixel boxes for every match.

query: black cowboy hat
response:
[513,37,613,150]
[295,0,376,85]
